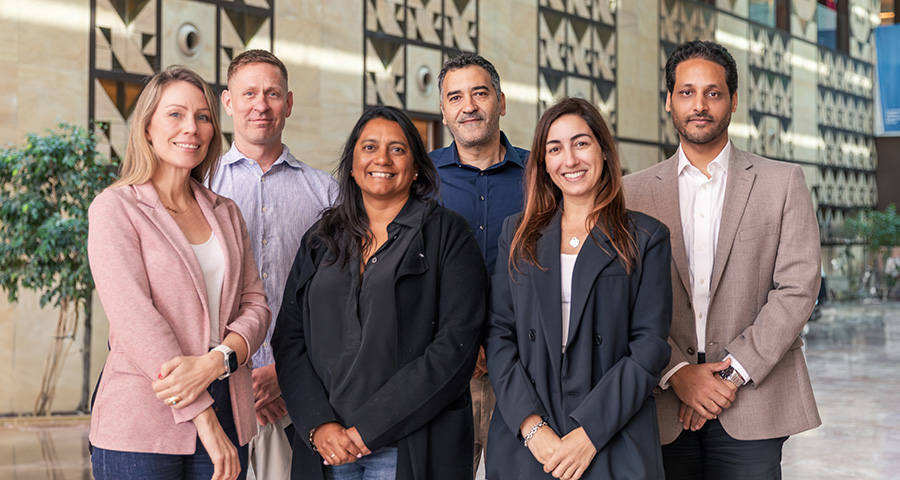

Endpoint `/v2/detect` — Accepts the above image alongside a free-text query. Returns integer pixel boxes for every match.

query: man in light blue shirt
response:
[210,50,337,480]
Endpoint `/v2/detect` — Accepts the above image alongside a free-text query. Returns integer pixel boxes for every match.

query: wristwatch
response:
[213,345,238,380]
[719,366,745,387]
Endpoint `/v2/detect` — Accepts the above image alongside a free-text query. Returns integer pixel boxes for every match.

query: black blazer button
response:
[593,334,602,346]
[687,347,696,355]
[528,329,536,340]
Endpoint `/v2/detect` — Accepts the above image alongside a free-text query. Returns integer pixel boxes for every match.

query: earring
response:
[414,173,418,179]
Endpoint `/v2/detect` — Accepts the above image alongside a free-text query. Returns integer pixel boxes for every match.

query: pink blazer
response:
[87,180,270,454]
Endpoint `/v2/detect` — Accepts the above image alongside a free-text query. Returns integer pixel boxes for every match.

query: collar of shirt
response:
[434,131,526,170]
[389,196,429,230]
[219,143,302,170]
[676,140,732,180]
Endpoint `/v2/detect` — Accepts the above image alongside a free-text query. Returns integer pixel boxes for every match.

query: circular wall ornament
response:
[177,23,202,59]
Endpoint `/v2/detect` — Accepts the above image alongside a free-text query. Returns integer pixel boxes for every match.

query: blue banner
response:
[876,25,900,136]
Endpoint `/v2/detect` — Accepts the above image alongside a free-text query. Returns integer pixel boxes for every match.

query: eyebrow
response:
[163,103,211,112]
[445,85,490,98]
[546,133,591,145]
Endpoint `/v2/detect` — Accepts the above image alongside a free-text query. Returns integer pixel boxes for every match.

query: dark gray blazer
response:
[485,211,672,480]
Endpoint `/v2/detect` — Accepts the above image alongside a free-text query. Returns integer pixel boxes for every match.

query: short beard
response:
[452,112,501,149]
[672,111,731,146]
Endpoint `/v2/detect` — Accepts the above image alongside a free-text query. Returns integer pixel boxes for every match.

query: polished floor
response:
[1,301,898,479]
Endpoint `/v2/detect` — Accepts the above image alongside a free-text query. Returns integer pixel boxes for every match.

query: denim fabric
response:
[92,379,248,480]
[323,447,398,480]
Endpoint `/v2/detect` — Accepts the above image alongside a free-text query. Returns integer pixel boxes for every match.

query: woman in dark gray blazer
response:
[485,97,672,480]
[272,106,487,480]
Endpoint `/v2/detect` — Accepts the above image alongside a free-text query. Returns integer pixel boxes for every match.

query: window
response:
[750,0,790,30]
[410,117,443,152]
[818,0,850,52]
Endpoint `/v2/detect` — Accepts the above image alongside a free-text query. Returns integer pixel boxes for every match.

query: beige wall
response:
[0,0,883,414]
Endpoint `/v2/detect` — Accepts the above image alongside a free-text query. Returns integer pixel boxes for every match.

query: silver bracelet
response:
[523,420,547,447]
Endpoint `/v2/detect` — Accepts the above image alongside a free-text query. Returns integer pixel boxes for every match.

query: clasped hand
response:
[313,422,371,466]
[521,416,597,480]
[669,358,738,431]
[152,352,221,409]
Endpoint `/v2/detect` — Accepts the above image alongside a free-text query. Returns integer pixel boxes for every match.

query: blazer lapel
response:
[566,229,614,349]
[709,147,756,302]
[653,157,692,298]
[134,182,211,330]
[532,213,564,376]
[194,181,240,334]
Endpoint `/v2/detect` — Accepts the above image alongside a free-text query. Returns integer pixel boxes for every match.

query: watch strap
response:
[213,344,236,380]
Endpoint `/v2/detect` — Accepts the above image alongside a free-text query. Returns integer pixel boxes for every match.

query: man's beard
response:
[672,111,731,146]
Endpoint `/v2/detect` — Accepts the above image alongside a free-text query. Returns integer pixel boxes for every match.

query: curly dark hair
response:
[309,106,440,269]
[438,53,502,100]
[665,40,737,96]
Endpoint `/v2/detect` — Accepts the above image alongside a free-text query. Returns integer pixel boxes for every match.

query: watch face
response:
[226,351,238,374]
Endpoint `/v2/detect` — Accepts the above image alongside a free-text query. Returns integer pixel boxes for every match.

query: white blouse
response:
[560,253,577,352]
[191,232,225,348]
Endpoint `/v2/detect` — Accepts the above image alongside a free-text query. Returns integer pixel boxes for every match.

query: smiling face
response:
[440,65,506,149]
[146,80,214,174]
[351,118,418,206]
[544,114,604,204]
[666,58,737,149]
[222,62,292,150]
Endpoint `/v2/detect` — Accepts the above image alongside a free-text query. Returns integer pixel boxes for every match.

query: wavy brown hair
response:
[510,97,637,274]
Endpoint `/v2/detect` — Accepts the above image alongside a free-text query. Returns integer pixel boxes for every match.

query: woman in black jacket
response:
[272,106,487,480]
[485,97,672,480]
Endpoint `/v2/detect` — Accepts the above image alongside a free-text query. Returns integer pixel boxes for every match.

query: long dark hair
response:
[510,97,637,274]
[309,106,439,268]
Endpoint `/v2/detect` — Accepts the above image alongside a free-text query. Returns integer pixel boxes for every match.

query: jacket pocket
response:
[739,224,778,242]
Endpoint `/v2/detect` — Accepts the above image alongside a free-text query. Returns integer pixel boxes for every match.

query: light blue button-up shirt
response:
[210,143,338,368]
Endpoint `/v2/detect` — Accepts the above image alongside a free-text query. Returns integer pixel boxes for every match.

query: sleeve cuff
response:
[725,354,751,384]
[659,362,689,389]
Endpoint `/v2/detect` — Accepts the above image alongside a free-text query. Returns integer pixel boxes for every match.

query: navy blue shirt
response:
[430,132,528,272]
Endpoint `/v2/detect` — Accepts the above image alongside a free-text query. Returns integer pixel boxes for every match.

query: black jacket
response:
[485,211,672,479]
[272,199,488,480]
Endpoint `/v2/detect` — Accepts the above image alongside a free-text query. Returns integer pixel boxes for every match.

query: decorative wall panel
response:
[658,0,716,152]
[364,0,478,115]
[747,25,792,161]
[816,47,877,242]
[90,0,273,159]
[538,0,617,130]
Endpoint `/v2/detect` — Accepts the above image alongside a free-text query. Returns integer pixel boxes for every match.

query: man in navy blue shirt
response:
[430,53,528,476]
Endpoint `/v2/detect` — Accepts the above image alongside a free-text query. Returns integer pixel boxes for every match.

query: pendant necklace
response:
[569,236,580,248]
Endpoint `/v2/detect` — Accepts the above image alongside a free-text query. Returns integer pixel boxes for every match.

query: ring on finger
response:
[165,395,181,406]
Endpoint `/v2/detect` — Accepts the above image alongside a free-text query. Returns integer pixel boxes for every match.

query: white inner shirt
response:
[191,232,225,348]
[678,141,731,354]
[560,253,577,353]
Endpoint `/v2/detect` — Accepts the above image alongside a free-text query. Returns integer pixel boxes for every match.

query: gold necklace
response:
[164,204,179,214]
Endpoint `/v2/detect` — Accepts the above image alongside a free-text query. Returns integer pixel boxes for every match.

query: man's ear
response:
[221,89,234,117]
[285,90,294,118]
[499,91,507,117]
[731,91,738,113]
[665,91,672,113]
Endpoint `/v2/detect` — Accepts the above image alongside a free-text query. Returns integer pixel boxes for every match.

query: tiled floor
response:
[2,301,898,479]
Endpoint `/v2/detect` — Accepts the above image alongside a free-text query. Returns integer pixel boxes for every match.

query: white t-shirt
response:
[191,232,225,348]
[561,253,577,352]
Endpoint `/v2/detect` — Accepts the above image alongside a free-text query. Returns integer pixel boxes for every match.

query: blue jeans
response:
[323,447,398,480]
[92,378,248,480]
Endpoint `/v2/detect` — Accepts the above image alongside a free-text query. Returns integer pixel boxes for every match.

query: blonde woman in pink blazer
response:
[87,66,270,480]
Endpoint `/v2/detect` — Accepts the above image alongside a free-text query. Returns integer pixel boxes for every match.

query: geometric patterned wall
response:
[816,48,878,243]
[747,25,793,162]
[658,0,716,156]
[363,0,478,117]
[537,0,617,131]
[90,0,273,160]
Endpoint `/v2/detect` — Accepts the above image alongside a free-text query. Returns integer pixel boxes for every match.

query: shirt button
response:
[261,177,266,183]
[262,341,269,347]
[262,239,268,245]
[479,172,485,176]
[262,273,268,279]
[262,206,268,212]
[479,196,485,201]
[699,213,705,218]
[371,256,378,263]
[699,245,705,251]
[699,278,705,284]
[479,225,485,230]
[702,185,707,190]
[699,313,703,319]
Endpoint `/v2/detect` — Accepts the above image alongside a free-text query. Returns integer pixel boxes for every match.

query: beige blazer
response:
[623,146,821,443]
[87,180,270,454]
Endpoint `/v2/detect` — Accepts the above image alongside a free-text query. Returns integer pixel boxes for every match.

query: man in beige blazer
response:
[623,40,821,479]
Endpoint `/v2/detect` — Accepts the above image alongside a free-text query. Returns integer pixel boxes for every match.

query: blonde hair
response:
[112,66,222,188]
